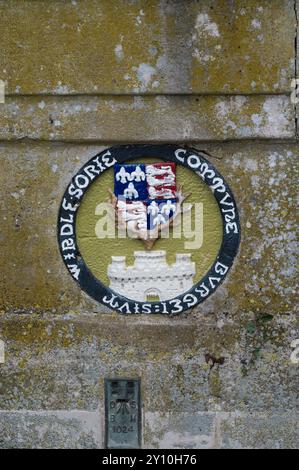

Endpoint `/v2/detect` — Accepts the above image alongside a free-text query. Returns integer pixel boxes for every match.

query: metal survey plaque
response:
[105,378,141,449]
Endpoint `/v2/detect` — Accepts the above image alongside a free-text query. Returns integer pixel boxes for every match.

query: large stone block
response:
[219,412,299,449]
[0,95,295,141]
[0,313,297,413]
[0,142,297,315]
[144,411,299,448]
[144,412,216,449]
[0,0,295,94]
[0,314,200,410]
[0,410,102,449]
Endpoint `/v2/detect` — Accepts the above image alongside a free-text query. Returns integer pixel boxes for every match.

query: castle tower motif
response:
[108,251,196,301]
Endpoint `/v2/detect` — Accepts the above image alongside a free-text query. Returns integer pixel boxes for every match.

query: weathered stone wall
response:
[0,0,298,448]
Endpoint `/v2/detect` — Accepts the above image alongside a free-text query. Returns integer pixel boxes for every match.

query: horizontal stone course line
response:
[3,92,293,97]
[0,410,296,417]
[0,317,198,326]
[0,409,101,415]
[0,138,298,146]
[0,95,295,141]
[0,138,298,145]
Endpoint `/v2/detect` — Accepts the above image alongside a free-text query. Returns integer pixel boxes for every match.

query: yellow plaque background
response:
[76,158,223,287]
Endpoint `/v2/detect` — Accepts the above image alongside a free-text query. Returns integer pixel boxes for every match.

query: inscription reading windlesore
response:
[59,150,116,281]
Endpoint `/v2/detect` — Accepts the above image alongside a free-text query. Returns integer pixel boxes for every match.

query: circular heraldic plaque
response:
[58,144,240,315]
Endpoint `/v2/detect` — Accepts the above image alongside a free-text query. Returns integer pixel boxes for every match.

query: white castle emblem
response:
[108,250,196,301]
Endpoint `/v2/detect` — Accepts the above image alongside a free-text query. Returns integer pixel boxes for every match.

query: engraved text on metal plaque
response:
[105,378,141,449]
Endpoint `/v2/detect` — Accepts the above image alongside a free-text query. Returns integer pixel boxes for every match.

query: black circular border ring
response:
[57,144,241,315]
